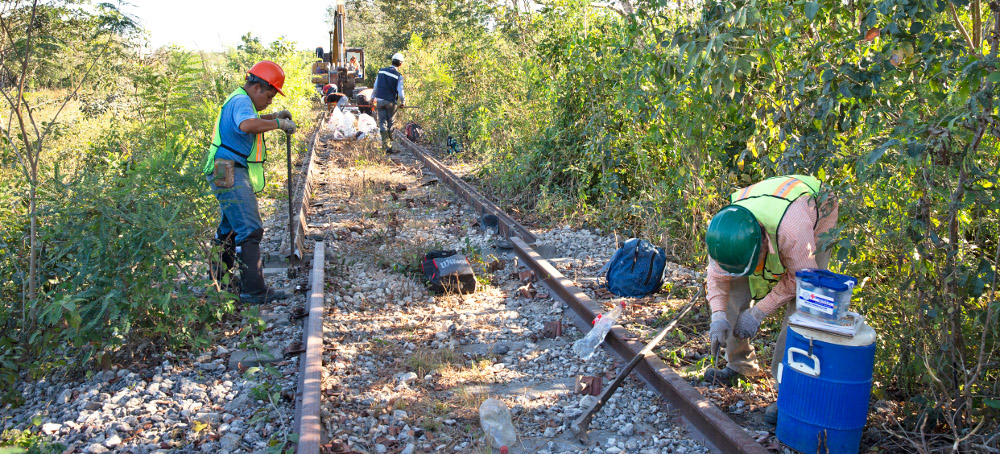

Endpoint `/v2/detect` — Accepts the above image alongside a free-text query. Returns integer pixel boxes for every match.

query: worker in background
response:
[322,83,348,113]
[372,52,405,153]
[703,175,838,425]
[202,60,297,305]
[356,88,374,116]
[348,56,362,78]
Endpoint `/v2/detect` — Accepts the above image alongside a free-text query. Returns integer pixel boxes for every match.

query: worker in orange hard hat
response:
[202,60,297,305]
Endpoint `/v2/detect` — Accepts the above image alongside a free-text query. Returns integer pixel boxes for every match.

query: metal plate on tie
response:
[574,375,602,396]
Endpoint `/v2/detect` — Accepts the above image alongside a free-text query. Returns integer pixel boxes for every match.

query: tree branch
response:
[949,2,978,50]
[974,0,983,51]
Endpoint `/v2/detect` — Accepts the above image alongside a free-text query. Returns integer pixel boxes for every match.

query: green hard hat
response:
[706,205,762,276]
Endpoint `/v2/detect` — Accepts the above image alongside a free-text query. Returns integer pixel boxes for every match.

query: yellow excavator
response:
[311,0,365,98]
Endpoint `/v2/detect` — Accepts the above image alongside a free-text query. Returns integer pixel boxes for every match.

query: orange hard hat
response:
[247,60,286,96]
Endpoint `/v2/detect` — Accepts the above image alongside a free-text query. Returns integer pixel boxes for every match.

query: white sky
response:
[122,0,336,52]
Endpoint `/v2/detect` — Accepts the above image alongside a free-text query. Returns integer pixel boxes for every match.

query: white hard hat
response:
[391,52,404,63]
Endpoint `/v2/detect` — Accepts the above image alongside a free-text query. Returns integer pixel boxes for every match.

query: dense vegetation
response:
[0,1,316,403]
[352,0,1000,450]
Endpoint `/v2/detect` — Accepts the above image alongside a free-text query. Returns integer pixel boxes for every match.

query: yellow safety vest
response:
[202,87,267,193]
[729,175,821,299]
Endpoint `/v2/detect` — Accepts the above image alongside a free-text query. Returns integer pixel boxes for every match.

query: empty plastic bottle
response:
[573,302,625,360]
[479,398,516,451]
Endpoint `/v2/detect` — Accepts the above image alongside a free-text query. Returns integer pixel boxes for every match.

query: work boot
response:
[210,232,241,293]
[380,130,391,153]
[236,240,289,305]
[703,366,743,386]
[763,403,779,425]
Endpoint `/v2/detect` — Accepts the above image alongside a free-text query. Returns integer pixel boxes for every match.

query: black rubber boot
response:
[237,231,289,305]
[210,232,240,292]
[703,366,743,386]
[763,402,778,425]
[380,130,393,154]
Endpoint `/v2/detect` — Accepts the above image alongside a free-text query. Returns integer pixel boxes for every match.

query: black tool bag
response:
[404,122,423,142]
[420,250,477,294]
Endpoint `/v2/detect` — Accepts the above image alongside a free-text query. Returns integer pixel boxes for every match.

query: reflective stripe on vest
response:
[729,175,820,299]
[202,87,267,193]
[373,66,401,103]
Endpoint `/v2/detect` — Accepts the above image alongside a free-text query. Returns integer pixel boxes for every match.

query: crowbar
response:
[353,104,420,109]
[570,286,705,444]
[285,132,296,262]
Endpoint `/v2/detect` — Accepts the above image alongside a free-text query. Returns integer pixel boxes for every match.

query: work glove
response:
[277,118,297,135]
[709,311,730,357]
[274,110,292,121]
[734,306,766,339]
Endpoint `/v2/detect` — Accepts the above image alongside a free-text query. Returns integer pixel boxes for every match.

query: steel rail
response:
[293,241,325,454]
[395,132,537,244]
[289,113,331,453]
[280,111,327,261]
[394,133,768,454]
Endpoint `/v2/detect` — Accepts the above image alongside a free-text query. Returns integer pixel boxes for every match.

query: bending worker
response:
[322,83,348,113]
[372,52,405,153]
[203,60,297,305]
[703,174,838,424]
[356,88,374,117]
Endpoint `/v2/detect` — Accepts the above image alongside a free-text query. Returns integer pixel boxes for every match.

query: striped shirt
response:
[707,195,839,315]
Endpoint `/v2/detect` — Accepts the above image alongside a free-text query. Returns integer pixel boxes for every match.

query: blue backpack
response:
[604,238,667,297]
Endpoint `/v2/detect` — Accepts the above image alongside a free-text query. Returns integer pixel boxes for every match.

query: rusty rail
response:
[289,112,331,453]
[293,241,325,454]
[280,111,327,261]
[395,132,537,244]
[395,133,768,454]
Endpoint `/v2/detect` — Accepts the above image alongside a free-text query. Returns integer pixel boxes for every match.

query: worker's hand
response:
[733,306,765,339]
[277,118,297,135]
[709,311,730,357]
[274,110,292,121]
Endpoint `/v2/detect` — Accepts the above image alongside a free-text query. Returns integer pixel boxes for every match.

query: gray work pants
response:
[376,101,397,134]
[376,100,397,150]
[724,249,832,380]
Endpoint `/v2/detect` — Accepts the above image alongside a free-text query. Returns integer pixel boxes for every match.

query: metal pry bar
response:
[570,286,704,444]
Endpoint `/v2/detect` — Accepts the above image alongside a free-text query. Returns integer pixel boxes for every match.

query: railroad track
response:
[285,121,772,453]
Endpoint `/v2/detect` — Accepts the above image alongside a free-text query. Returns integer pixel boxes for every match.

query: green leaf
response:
[986,399,1000,409]
[988,72,1000,83]
[804,2,820,21]
[866,139,900,164]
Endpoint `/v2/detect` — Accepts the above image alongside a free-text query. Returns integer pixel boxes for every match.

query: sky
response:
[122,0,337,52]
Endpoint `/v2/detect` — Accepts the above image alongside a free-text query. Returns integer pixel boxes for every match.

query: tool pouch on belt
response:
[213,159,235,188]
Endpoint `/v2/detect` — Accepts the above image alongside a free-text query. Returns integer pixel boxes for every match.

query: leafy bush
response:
[0,12,319,387]
[355,0,1000,447]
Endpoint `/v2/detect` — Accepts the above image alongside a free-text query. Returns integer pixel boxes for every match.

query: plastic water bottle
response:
[479,398,516,451]
[573,302,625,361]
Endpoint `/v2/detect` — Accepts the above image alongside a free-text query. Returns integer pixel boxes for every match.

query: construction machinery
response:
[313,0,365,98]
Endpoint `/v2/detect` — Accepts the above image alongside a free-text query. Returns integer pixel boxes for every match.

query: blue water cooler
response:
[776,323,877,453]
